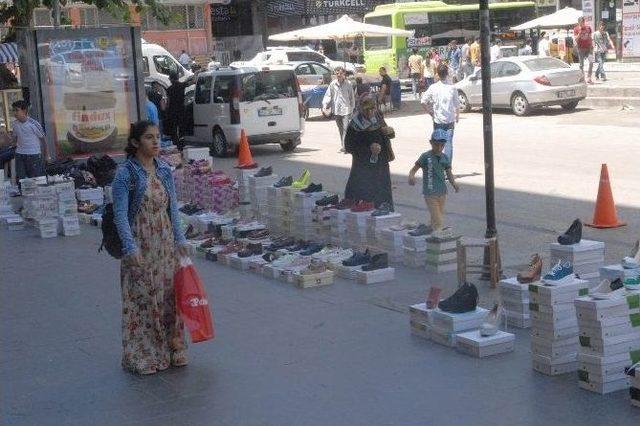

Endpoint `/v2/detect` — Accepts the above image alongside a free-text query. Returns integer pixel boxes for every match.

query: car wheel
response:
[511,92,530,116]
[561,101,579,111]
[280,138,298,152]
[210,128,228,158]
[458,91,471,113]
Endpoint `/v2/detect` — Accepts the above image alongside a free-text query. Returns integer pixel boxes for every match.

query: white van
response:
[182,65,305,157]
[141,41,193,88]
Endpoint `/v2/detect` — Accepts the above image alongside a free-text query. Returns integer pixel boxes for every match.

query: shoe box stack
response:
[55,179,80,236]
[529,278,589,376]
[550,240,605,284]
[248,173,279,222]
[366,213,402,248]
[377,229,408,264]
[429,307,489,347]
[599,264,640,283]
[329,208,349,247]
[575,293,640,394]
[403,234,428,268]
[345,210,370,248]
[266,187,292,236]
[455,330,515,358]
[236,169,256,219]
[292,191,328,241]
[425,235,459,274]
[355,257,395,284]
[312,206,333,244]
[0,180,15,219]
[183,147,213,166]
[498,277,531,329]
[409,302,433,340]
[629,362,640,408]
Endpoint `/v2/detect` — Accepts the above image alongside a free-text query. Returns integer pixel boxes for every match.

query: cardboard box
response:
[410,320,431,340]
[295,270,334,288]
[456,330,515,358]
[336,264,363,280]
[355,267,395,284]
[578,376,630,394]
[532,353,578,375]
[430,307,488,333]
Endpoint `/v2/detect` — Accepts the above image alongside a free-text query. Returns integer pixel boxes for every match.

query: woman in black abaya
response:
[344,97,394,208]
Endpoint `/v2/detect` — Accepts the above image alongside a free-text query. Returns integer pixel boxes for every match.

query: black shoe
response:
[288,240,310,252]
[254,166,272,177]
[342,249,371,267]
[302,183,323,193]
[315,194,339,206]
[300,243,324,256]
[263,252,278,262]
[438,282,479,314]
[408,224,432,236]
[371,202,394,217]
[267,237,295,251]
[274,176,293,188]
[610,278,624,291]
[558,218,582,245]
[362,253,388,271]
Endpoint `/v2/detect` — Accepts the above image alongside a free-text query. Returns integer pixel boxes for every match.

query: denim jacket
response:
[111,157,186,256]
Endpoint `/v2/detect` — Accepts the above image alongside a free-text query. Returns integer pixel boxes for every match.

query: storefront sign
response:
[305,0,386,15]
[407,36,432,47]
[212,5,238,22]
[267,0,305,17]
[404,12,429,25]
[582,0,595,30]
[622,0,640,59]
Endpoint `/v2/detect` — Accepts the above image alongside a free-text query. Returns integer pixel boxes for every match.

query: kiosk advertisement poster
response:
[622,0,640,59]
[36,27,138,156]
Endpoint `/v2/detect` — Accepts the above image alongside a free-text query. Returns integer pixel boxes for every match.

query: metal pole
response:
[52,0,61,27]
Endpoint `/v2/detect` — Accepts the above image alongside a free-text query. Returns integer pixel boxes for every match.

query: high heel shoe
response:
[480,303,502,337]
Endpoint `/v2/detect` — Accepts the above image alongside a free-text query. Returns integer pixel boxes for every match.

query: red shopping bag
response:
[174,258,215,343]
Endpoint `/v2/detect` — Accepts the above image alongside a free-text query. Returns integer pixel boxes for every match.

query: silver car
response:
[455,56,587,116]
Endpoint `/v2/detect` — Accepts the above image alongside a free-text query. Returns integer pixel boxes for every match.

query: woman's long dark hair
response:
[125,120,156,158]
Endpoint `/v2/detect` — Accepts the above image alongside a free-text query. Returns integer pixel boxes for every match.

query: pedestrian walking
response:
[344,96,394,208]
[178,49,191,68]
[538,32,550,57]
[574,16,594,84]
[422,54,436,89]
[112,120,190,376]
[420,64,460,163]
[10,100,47,181]
[518,39,533,56]
[165,72,186,149]
[408,128,459,239]
[322,66,355,153]
[145,90,160,127]
[460,38,474,78]
[470,37,481,70]
[407,48,424,100]
[593,21,614,81]
[377,66,393,111]
[447,40,461,82]
[490,39,503,62]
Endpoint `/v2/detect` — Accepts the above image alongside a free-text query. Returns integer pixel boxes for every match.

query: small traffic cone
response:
[235,129,257,169]
[585,164,626,229]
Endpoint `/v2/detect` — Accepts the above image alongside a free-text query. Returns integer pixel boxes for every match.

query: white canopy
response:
[268,14,413,41]
[511,8,583,31]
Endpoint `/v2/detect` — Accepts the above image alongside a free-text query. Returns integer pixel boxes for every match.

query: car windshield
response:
[240,70,297,101]
[523,57,569,71]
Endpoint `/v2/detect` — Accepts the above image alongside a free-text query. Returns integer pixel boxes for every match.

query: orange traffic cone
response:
[235,129,257,169]
[585,164,626,229]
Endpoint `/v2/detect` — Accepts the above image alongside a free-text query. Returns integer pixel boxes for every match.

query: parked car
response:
[231,46,365,75]
[455,56,587,116]
[182,65,305,157]
[289,61,332,87]
[141,41,193,88]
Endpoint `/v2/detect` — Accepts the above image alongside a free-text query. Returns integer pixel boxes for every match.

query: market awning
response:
[511,7,582,31]
[0,42,19,64]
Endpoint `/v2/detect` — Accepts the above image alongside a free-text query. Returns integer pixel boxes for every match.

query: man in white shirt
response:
[322,66,355,153]
[537,33,550,57]
[178,50,191,68]
[420,64,459,163]
[490,39,503,62]
[10,100,47,181]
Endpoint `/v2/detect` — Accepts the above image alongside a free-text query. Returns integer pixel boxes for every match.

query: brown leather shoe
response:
[517,253,542,284]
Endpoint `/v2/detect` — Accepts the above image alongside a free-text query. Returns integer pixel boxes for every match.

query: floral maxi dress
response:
[121,174,185,373]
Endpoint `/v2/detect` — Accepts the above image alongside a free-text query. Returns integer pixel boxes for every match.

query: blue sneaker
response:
[542,260,575,285]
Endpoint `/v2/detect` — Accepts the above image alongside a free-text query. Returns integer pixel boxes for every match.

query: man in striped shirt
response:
[10,100,47,180]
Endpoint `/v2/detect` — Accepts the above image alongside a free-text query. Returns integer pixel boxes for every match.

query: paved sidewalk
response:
[1,225,638,426]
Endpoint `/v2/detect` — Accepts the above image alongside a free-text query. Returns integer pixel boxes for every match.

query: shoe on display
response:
[557,218,582,245]
[622,240,640,269]
[517,253,543,284]
[371,202,394,217]
[315,194,339,206]
[184,224,200,240]
[591,278,625,300]
[300,243,325,256]
[336,198,354,210]
[254,166,272,178]
[238,243,263,258]
[362,253,389,271]
[247,229,270,240]
[431,227,453,240]
[292,169,311,189]
[438,282,479,314]
[390,221,418,232]
[426,286,442,309]
[288,240,310,252]
[351,200,375,212]
[408,224,432,237]
[271,254,301,268]
[623,276,640,291]
[267,237,295,251]
[219,242,242,255]
[542,260,575,285]
[300,259,327,275]
[274,176,293,188]
[325,248,354,264]
[480,303,502,337]
[342,249,371,267]
[301,183,323,193]
[263,252,279,262]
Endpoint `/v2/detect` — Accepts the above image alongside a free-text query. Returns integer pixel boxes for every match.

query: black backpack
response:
[87,154,117,187]
[99,166,134,259]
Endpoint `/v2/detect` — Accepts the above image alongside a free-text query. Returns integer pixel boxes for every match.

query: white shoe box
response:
[531,324,579,341]
[430,307,489,334]
[345,211,371,227]
[425,250,457,264]
[409,303,433,325]
[579,317,635,339]
[248,174,280,188]
[7,216,25,230]
[184,147,213,165]
[37,218,58,238]
[336,264,362,280]
[532,353,578,375]
[248,258,268,274]
[355,267,394,284]
[424,261,457,273]
[403,251,426,268]
[578,377,630,394]
[295,270,334,288]
[579,332,640,357]
[294,191,329,209]
[600,264,640,281]
[228,254,264,271]
[531,334,578,358]
[528,279,590,305]
[575,295,634,321]
[456,330,515,358]
[403,234,428,251]
[426,236,458,252]
[550,239,605,255]
[410,320,431,340]
[430,329,458,347]
[578,352,633,385]
[504,310,531,328]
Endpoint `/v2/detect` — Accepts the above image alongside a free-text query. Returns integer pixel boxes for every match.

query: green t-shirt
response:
[417,150,450,195]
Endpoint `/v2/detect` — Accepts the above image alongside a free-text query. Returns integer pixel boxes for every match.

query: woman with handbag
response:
[344,96,395,211]
[112,120,190,375]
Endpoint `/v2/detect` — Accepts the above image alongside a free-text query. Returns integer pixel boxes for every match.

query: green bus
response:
[363,1,536,77]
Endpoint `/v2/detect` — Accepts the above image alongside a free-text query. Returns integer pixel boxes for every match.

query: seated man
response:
[378,67,392,111]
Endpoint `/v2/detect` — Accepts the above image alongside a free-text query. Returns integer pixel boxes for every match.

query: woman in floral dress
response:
[112,120,189,375]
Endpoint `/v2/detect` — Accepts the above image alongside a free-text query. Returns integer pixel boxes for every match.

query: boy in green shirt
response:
[409,128,459,238]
